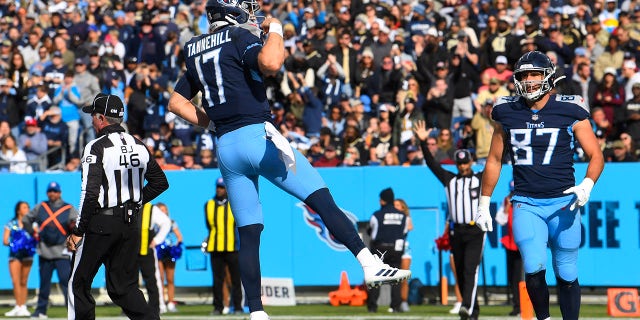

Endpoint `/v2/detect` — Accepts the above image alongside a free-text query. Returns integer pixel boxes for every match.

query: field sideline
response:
[2,303,618,319]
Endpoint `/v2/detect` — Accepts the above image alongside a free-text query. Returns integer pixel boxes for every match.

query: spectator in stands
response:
[198,149,218,169]
[38,106,68,168]
[593,67,625,134]
[448,51,480,126]
[369,120,393,165]
[607,139,636,162]
[288,71,323,137]
[471,99,495,165]
[620,132,640,159]
[0,135,29,173]
[0,78,22,130]
[437,128,456,161]
[393,97,424,163]
[126,15,166,69]
[381,151,401,166]
[313,144,341,167]
[166,138,184,167]
[25,85,52,119]
[475,76,510,111]
[330,30,358,97]
[341,125,367,164]
[73,56,100,143]
[43,51,67,97]
[623,83,640,146]
[593,36,624,83]
[323,105,345,137]
[20,31,41,70]
[0,121,11,141]
[181,146,202,170]
[52,70,81,155]
[354,48,377,99]
[18,117,48,169]
[154,150,182,171]
[424,67,453,129]
[370,55,403,105]
[341,145,362,167]
[569,62,598,108]
[8,52,29,101]
[621,60,640,102]
[591,107,613,141]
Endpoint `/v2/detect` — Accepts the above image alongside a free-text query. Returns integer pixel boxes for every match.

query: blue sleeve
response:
[174,73,199,100]
[235,27,263,73]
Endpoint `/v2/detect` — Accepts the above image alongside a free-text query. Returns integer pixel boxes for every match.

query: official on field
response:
[137,202,172,316]
[66,93,169,320]
[414,120,486,320]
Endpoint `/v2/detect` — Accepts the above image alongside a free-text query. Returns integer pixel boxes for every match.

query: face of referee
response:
[456,162,472,176]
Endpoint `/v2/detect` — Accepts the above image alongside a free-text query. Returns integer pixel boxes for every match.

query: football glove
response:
[563,178,594,211]
[495,207,508,226]
[474,196,493,232]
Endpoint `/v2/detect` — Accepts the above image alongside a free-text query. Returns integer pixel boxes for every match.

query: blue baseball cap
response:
[47,181,61,192]
[216,177,226,188]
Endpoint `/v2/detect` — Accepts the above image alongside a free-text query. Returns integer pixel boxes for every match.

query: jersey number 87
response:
[510,128,559,165]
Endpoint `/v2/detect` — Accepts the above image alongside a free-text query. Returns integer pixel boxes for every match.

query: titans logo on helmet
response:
[297,203,358,251]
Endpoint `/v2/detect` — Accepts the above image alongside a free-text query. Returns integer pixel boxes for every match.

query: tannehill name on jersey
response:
[186,30,231,57]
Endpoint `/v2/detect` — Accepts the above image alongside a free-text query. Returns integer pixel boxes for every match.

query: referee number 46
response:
[119,145,141,167]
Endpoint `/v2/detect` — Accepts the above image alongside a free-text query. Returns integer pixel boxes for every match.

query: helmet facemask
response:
[514,65,556,101]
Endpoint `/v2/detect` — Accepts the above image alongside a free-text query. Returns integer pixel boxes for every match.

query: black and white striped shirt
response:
[75,124,168,235]
[420,141,483,225]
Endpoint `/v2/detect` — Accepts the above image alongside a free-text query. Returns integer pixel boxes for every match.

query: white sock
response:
[356,248,377,267]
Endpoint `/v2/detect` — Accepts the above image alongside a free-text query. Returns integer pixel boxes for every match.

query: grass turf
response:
[28,303,609,318]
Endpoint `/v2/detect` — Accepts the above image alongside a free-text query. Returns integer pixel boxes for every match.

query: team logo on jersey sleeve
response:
[297,203,358,251]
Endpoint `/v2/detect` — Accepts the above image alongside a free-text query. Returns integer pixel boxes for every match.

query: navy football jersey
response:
[492,95,590,198]
[174,24,272,137]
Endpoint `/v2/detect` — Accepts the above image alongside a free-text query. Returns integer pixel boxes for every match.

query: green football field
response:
[14,303,613,319]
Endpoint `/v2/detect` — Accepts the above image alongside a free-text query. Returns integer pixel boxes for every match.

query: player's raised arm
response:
[258,16,285,76]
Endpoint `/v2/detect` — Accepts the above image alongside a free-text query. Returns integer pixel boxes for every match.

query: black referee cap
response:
[82,93,125,118]
[454,149,473,164]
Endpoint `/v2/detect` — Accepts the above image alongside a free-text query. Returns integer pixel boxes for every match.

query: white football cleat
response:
[250,310,270,320]
[363,254,411,289]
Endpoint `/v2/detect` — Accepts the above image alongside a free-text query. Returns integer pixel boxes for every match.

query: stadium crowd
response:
[0,0,640,173]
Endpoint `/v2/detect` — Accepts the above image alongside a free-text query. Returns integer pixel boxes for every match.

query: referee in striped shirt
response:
[66,93,169,320]
[414,120,486,320]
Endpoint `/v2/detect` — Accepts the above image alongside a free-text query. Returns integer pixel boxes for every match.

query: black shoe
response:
[367,307,377,313]
[509,308,521,316]
[459,306,470,320]
[210,309,222,315]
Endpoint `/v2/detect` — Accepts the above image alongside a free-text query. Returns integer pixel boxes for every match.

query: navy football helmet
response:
[513,51,556,101]
[206,0,259,31]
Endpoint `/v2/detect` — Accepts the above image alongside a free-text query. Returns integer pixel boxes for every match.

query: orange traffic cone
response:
[328,271,367,307]
[519,281,534,320]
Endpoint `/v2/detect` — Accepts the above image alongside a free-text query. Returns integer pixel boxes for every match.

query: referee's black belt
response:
[453,222,476,228]
[98,203,139,217]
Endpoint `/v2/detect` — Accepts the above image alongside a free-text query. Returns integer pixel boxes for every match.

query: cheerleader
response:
[156,203,183,313]
[3,201,35,317]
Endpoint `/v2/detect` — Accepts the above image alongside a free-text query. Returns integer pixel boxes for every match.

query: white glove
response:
[495,206,508,226]
[563,178,594,211]
[474,196,493,232]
